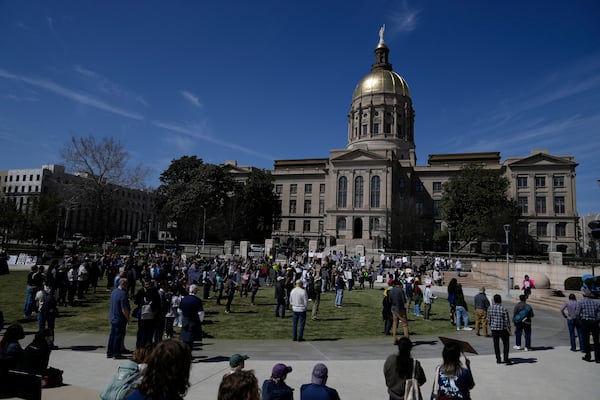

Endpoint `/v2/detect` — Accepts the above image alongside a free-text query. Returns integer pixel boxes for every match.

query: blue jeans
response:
[515,322,532,349]
[107,320,127,357]
[275,301,286,318]
[292,311,306,340]
[455,306,469,329]
[24,285,36,316]
[567,319,584,351]
[413,303,421,316]
[335,289,344,306]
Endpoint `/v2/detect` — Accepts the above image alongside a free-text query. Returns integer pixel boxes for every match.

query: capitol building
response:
[237,30,579,256]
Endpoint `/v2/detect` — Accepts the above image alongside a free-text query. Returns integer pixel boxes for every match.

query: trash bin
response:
[510,277,514,289]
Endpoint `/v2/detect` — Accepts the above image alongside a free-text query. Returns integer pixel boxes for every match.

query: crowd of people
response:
[2,248,599,398]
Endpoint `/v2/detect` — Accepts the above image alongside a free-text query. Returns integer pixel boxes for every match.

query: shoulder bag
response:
[404,359,423,400]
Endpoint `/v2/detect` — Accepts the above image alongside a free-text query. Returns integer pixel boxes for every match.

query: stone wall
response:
[471,261,595,290]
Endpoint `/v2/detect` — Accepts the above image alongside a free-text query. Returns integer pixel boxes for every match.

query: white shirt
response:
[289,286,308,312]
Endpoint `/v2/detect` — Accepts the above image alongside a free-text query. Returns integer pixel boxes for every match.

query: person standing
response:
[334,272,345,308]
[383,337,426,400]
[225,274,237,314]
[107,278,130,359]
[23,265,43,319]
[447,278,458,326]
[455,284,472,331]
[390,279,409,344]
[311,276,321,321]
[576,289,600,363]
[262,363,294,400]
[522,274,535,298]
[423,281,436,320]
[560,293,584,352]
[290,279,308,341]
[179,284,204,351]
[513,294,534,351]
[473,287,490,336]
[432,342,474,399]
[301,363,341,400]
[487,294,512,365]
[133,279,161,349]
[455,259,463,277]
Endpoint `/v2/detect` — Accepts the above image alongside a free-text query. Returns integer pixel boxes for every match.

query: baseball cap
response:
[271,363,292,378]
[229,354,249,368]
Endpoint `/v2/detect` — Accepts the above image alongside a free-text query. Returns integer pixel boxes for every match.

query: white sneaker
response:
[524,347,530,352]
[513,345,523,350]
[457,327,461,331]
[463,327,473,331]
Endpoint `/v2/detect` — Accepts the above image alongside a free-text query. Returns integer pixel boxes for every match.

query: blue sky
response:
[1,1,599,215]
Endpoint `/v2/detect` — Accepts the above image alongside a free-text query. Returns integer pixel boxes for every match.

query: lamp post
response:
[147,218,152,249]
[504,224,511,296]
[448,228,452,261]
[200,205,206,253]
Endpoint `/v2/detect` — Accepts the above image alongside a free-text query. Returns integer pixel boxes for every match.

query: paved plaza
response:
[37,285,599,399]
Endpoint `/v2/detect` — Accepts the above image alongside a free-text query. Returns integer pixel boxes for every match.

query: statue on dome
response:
[378,24,385,45]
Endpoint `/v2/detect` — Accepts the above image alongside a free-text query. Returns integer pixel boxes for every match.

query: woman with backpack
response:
[383,337,426,400]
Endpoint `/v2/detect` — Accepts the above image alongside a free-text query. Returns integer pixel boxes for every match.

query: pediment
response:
[330,149,388,163]
[507,153,576,167]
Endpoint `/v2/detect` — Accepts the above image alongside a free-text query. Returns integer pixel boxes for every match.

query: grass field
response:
[1,271,466,340]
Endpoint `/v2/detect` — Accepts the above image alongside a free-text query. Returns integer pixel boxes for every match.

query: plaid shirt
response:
[487,303,510,331]
[576,298,600,321]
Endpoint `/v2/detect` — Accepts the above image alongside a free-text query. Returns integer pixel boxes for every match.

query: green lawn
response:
[1,271,465,339]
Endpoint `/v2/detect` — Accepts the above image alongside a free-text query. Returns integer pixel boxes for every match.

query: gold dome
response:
[352,69,411,99]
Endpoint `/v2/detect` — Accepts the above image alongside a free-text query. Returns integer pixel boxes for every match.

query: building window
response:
[362,124,367,135]
[517,176,528,188]
[304,200,311,214]
[318,220,324,233]
[537,222,547,236]
[555,222,566,237]
[336,217,346,231]
[36,174,40,181]
[433,181,442,193]
[384,123,391,134]
[369,217,380,231]
[415,199,424,215]
[433,199,440,217]
[535,176,546,188]
[288,220,296,232]
[553,175,565,188]
[399,178,405,191]
[277,200,283,213]
[290,184,297,194]
[518,196,528,214]
[554,196,565,214]
[273,220,281,231]
[275,184,283,194]
[370,176,380,208]
[519,222,529,235]
[415,181,424,192]
[319,183,325,193]
[289,200,296,214]
[15,175,19,182]
[305,184,312,194]
[337,177,347,208]
[535,196,546,214]
[373,123,379,134]
[319,199,324,213]
[303,220,311,232]
[354,176,364,208]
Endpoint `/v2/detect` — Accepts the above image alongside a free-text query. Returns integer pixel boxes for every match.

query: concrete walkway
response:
[37,285,599,399]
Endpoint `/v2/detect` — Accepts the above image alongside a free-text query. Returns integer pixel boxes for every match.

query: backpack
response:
[40,291,57,314]
[514,304,532,323]
[100,360,140,400]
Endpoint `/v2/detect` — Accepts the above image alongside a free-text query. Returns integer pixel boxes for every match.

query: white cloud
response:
[180,90,202,108]
[390,1,421,33]
[152,120,274,160]
[0,68,144,120]
[74,65,149,106]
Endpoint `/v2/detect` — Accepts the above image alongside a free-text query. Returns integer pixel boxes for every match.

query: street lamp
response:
[504,224,511,296]
[200,205,206,253]
[147,218,152,248]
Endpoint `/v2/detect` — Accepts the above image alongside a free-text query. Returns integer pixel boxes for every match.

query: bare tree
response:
[60,135,151,240]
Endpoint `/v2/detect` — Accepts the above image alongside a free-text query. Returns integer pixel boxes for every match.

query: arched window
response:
[337,176,347,208]
[336,216,346,231]
[370,176,380,208]
[354,176,364,208]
